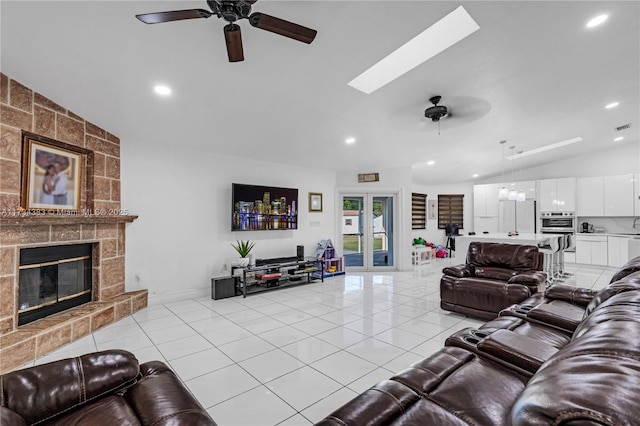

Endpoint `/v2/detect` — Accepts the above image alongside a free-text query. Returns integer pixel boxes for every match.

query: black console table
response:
[231,257,323,297]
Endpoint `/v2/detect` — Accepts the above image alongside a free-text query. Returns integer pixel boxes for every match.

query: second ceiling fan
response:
[136,0,317,62]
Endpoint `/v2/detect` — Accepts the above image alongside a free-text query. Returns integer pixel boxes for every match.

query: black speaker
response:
[296,245,304,261]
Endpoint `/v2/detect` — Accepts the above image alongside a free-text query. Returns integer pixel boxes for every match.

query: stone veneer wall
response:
[0,73,147,373]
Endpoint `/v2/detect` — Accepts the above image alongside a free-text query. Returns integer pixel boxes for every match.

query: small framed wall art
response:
[21,132,85,211]
[309,192,323,212]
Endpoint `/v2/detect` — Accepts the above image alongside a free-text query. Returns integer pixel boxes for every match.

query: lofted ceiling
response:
[1,1,638,185]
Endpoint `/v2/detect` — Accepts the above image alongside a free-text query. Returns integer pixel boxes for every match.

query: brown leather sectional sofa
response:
[441,242,547,319]
[316,256,640,425]
[0,350,216,426]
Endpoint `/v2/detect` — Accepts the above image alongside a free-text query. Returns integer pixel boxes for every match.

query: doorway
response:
[341,193,396,270]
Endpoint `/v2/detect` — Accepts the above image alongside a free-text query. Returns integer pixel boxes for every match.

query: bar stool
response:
[538,235,561,287]
[560,234,576,277]
[553,235,567,281]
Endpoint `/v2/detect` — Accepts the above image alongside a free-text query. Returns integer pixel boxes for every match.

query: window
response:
[345,218,352,226]
[411,193,427,230]
[438,194,464,229]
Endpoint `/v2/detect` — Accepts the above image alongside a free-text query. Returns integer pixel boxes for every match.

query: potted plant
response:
[231,240,255,267]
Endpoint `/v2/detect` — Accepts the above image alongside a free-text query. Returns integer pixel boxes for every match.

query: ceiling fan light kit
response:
[136,0,317,62]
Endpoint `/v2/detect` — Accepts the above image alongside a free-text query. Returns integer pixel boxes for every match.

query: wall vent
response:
[615,123,632,131]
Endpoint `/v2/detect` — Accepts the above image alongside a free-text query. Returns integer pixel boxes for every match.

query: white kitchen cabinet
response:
[538,178,575,212]
[608,236,630,268]
[604,174,634,216]
[577,176,604,216]
[538,179,557,212]
[473,184,499,216]
[556,178,576,212]
[576,235,608,266]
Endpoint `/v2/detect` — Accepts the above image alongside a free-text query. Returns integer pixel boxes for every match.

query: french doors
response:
[340,193,396,270]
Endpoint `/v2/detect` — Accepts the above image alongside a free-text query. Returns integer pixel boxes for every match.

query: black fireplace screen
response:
[18,244,92,326]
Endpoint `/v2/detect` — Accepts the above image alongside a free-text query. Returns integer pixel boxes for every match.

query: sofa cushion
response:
[474,266,517,281]
[467,242,542,271]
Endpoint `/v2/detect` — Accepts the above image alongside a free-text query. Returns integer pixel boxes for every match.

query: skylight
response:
[347,6,480,94]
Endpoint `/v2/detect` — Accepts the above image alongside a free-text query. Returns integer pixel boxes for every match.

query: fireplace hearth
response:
[18,244,93,326]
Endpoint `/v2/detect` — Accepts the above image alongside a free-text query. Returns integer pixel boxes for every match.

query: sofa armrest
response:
[0,350,139,425]
[442,264,473,278]
[477,330,558,374]
[544,284,596,306]
[1,407,26,426]
[508,271,546,285]
[125,361,216,426]
[527,303,584,331]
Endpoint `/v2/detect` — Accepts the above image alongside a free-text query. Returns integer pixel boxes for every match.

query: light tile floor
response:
[28,259,616,425]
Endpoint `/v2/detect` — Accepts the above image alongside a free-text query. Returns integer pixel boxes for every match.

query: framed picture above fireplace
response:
[21,132,86,211]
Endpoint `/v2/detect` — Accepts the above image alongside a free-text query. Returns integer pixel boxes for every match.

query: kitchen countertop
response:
[454,233,562,259]
[457,233,557,242]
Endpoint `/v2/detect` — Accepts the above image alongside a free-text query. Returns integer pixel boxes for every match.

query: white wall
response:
[121,140,336,304]
[336,166,413,270]
[411,182,474,248]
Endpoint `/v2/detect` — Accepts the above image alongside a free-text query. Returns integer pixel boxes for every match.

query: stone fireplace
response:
[0,73,148,373]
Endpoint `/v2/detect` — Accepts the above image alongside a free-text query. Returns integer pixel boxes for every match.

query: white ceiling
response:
[2,1,638,185]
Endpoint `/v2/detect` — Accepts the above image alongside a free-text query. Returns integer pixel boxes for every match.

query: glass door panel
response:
[372,196,393,267]
[342,196,364,267]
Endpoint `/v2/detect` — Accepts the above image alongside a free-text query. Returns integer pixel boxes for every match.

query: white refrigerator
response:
[499,200,536,234]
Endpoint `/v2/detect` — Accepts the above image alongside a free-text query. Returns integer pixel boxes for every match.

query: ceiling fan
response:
[135,0,317,62]
[424,96,449,122]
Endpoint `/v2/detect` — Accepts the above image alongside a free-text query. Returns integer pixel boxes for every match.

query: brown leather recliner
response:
[440,242,547,319]
[0,350,216,426]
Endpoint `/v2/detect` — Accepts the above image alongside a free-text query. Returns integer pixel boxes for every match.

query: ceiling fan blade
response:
[135,9,212,24]
[224,24,245,62]
[249,12,317,44]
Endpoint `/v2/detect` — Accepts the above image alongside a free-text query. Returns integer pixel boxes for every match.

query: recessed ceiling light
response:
[427,161,435,166]
[507,137,583,160]
[614,136,624,142]
[586,14,608,28]
[605,102,619,109]
[154,85,171,96]
[347,6,479,94]
[345,137,356,144]
[472,174,479,178]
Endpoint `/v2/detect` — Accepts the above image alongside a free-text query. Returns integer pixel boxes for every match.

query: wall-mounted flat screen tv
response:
[232,183,298,231]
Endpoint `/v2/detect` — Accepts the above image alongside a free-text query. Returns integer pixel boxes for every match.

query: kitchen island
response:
[454,233,564,260]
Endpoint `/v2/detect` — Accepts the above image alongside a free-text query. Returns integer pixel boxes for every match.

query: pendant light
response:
[516,150,526,202]
[507,146,518,201]
[498,140,509,200]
